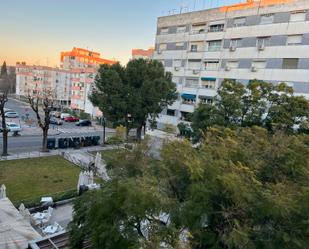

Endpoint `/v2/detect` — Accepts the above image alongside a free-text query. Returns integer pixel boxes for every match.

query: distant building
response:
[132,47,154,60]
[16,48,117,116]
[153,0,309,128]
[16,64,72,107]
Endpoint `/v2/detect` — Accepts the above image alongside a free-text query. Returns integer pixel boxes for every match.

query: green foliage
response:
[164,124,176,134]
[105,136,123,145]
[0,61,7,77]
[177,122,192,139]
[191,79,309,141]
[90,59,177,140]
[115,125,126,141]
[69,128,309,248]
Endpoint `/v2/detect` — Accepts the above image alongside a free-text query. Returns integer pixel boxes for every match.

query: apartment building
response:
[16,64,72,107]
[132,48,155,60]
[153,0,309,128]
[16,48,117,115]
[61,48,117,115]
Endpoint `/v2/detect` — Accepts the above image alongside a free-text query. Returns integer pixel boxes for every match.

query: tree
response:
[0,61,7,78]
[70,128,308,249]
[69,141,181,249]
[90,59,177,141]
[0,90,9,156]
[28,90,54,152]
[0,62,16,94]
[191,80,309,141]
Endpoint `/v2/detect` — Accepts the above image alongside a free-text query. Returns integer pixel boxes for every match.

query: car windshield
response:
[8,124,18,127]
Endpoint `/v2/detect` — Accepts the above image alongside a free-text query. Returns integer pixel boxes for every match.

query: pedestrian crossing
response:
[57,127,99,134]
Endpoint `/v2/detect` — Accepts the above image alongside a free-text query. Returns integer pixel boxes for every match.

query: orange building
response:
[16,48,117,117]
[132,47,154,60]
[61,47,116,69]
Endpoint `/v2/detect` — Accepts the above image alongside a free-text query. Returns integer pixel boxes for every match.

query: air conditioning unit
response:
[229,45,236,52]
[251,66,258,72]
[225,66,231,71]
[193,69,200,74]
[258,44,265,51]
[174,67,180,71]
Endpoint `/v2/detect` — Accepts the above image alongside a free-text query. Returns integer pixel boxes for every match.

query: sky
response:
[0,0,242,66]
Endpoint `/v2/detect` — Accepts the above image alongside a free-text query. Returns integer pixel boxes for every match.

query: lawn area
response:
[0,156,80,206]
[100,149,123,163]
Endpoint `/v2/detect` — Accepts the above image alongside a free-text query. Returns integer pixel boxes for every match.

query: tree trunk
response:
[2,130,8,156]
[1,112,8,156]
[136,125,143,142]
[42,128,49,152]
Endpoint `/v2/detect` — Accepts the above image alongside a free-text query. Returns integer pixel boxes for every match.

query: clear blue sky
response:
[0,0,242,66]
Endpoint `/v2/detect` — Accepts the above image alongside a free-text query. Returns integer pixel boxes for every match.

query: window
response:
[191,44,198,52]
[173,60,182,68]
[199,97,213,104]
[181,111,191,121]
[175,42,184,49]
[252,60,266,69]
[282,58,299,69]
[167,109,176,116]
[204,61,219,70]
[209,24,224,32]
[257,37,271,47]
[287,35,303,45]
[188,60,201,70]
[181,95,196,105]
[190,41,204,52]
[159,43,167,50]
[201,79,216,89]
[192,23,206,34]
[233,17,246,27]
[160,28,169,35]
[185,78,199,88]
[177,26,186,33]
[227,61,239,68]
[261,14,274,24]
[230,39,242,48]
[207,40,222,51]
[290,12,306,22]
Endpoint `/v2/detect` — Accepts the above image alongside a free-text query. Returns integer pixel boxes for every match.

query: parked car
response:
[6,122,22,132]
[50,118,63,125]
[64,116,79,122]
[60,113,71,120]
[4,108,14,113]
[51,111,61,118]
[5,112,19,118]
[76,120,92,126]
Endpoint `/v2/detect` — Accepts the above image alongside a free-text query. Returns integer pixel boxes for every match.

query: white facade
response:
[15,65,71,107]
[153,0,309,128]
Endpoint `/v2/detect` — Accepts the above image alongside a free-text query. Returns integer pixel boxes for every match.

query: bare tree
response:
[28,90,54,152]
[0,90,9,156]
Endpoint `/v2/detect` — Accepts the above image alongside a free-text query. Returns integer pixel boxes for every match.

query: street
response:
[0,98,112,153]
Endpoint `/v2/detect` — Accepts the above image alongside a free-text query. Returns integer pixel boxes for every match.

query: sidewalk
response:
[0,145,118,161]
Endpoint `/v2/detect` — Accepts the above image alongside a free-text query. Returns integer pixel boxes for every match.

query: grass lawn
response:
[0,156,80,206]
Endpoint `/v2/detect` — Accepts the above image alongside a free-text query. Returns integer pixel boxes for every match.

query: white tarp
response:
[0,198,41,249]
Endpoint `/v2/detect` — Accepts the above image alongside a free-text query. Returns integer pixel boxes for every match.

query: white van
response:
[60,113,71,120]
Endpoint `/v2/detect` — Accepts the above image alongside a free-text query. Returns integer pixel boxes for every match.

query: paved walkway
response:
[0,146,112,161]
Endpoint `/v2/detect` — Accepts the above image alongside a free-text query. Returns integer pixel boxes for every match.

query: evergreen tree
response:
[0,61,8,78]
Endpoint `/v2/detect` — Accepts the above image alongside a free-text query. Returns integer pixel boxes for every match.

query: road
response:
[0,99,112,154]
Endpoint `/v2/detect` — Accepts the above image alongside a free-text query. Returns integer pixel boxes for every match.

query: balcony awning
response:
[201,77,216,81]
[181,94,196,100]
